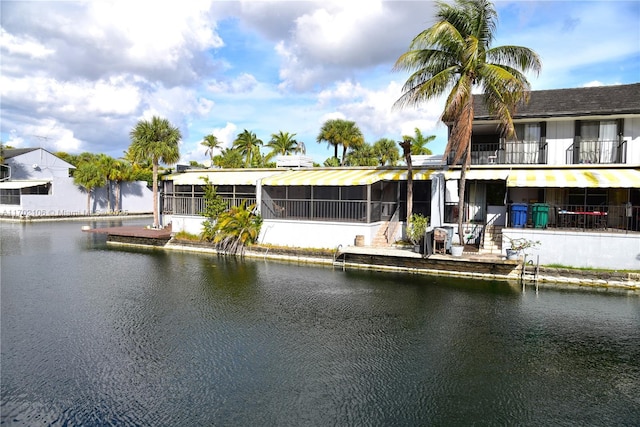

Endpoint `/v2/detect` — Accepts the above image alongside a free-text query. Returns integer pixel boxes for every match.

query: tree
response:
[233,129,263,168]
[129,116,182,228]
[399,138,414,227]
[266,131,299,160]
[211,202,263,255]
[345,143,378,166]
[394,0,541,244]
[213,148,244,169]
[317,119,364,166]
[373,138,400,166]
[111,160,133,212]
[97,154,118,211]
[402,128,435,155]
[201,134,222,163]
[73,160,105,214]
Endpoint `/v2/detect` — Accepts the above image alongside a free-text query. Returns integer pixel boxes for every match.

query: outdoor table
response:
[558,210,607,229]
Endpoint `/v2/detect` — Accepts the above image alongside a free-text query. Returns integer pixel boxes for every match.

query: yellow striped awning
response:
[445,169,510,181]
[169,170,281,186]
[506,168,640,188]
[261,168,435,186]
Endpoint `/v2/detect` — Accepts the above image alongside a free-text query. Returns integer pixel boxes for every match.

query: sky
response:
[1,0,639,166]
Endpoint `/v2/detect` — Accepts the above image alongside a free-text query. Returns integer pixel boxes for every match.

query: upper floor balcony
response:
[448,139,548,166]
[566,138,627,165]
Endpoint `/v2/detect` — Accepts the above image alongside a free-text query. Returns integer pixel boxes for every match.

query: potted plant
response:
[406,213,429,252]
[505,237,540,260]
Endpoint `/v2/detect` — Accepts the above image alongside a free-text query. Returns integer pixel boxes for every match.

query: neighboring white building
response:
[0,148,153,217]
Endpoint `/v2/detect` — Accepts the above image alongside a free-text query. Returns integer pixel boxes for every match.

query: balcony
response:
[506,203,639,233]
[449,140,548,166]
[566,139,626,165]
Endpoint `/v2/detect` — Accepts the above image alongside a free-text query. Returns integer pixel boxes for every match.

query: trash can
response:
[423,228,434,256]
[510,203,528,228]
[532,203,549,228]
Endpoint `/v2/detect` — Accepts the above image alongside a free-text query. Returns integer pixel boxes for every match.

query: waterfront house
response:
[0,148,153,217]
[445,83,640,269]
[161,84,639,270]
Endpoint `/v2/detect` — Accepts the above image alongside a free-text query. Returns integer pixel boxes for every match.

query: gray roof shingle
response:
[474,83,640,120]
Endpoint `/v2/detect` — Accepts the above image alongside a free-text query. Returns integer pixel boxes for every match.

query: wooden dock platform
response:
[84,225,172,246]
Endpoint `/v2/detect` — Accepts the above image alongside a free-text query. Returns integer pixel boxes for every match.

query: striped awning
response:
[445,169,510,181]
[169,170,281,186]
[0,180,51,189]
[506,168,640,188]
[261,168,435,186]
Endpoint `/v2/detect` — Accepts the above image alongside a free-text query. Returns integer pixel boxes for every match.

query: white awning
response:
[506,168,640,188]
[0,180,51,189]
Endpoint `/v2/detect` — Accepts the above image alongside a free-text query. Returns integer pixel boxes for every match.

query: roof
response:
[473,83,640,120]
[2,148,40,159]
[169,169,282,186]
[261,168,436,186]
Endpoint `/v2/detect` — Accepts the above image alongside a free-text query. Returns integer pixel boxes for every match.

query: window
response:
[576,120,621,164]
[509,123,543,164]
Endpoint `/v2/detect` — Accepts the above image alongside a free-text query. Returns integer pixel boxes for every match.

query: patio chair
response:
[433,228,448,254]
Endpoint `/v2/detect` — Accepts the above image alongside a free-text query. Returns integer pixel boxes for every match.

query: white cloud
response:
[0,28,54,59]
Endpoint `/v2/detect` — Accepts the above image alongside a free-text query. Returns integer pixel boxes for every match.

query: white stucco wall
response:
[503,228,640,270]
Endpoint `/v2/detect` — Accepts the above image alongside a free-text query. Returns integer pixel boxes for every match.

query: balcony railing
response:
[507,203,639,233]
[566,139,626,164]
[450,140,548,165]
[162,195,256,216]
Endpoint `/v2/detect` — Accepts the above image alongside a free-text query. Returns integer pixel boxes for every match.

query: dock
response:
[84,225,172,246]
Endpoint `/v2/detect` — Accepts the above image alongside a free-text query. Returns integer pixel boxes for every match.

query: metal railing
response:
[566,139,626,164]
[162,195,256,216]
[507,203,639,232]
[263,198,368,222]
[450,140,548,165]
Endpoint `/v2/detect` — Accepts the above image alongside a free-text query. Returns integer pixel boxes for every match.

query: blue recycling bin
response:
[510,203,528,228]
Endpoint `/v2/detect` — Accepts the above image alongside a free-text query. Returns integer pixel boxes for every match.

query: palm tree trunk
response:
[115,181,121,212]
[457,148,471,246]
[152,160,159,228]
[400,139,413,224]
[87,191,91,214]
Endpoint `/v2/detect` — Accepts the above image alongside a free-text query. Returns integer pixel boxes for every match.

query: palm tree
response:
[373,138,400,166]
[266,131,299,160]
[399,138,414,226]
[201,134,222,163]
[394,0,541,244]
[73,160,105,214]
[232,129,263,168]
[316,119,365,166]
[97,154,118,211]
[402,128,435,155]
[111,160,133,212]
[346,142,378,166]
[129,116,182,228]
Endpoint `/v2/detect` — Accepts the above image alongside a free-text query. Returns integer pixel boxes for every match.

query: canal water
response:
[1,220,639,426]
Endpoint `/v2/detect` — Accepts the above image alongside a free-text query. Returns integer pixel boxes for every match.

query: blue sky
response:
[1,0,639,165]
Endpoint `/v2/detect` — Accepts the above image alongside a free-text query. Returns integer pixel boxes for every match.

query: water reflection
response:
[1,220,639,426]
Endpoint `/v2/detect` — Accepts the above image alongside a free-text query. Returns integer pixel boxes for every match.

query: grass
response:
[543,263,639,274]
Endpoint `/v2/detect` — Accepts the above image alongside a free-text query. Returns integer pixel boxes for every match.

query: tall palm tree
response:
[232,129,263,168]
[394,0,541,244]
[129,116,182,228]
[402,128,435,155]
[266,131,299,160]
[73,160,105,214]
[316,119,364,166]
[201,134,222,163]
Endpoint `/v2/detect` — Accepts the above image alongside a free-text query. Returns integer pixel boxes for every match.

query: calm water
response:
[1,220,639,426]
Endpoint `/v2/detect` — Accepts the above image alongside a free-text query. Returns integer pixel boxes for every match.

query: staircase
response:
[481,225,503,255]
[372,220,394,247]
